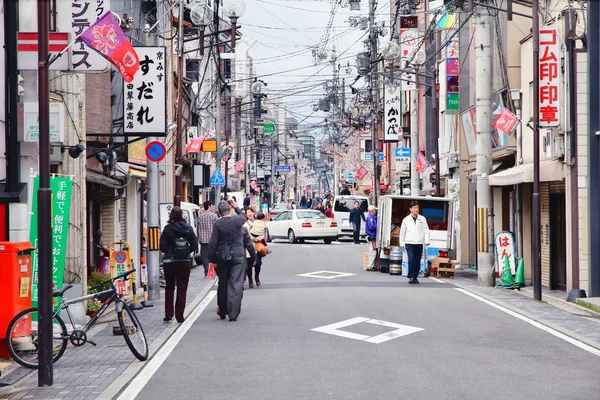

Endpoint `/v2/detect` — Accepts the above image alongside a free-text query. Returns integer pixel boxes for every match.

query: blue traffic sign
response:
[395,147,411,159]
[347,173,355,180]
[363,153,384,161]
[145,140,167,163]
[210,168,226,187]
[274,165,291,173]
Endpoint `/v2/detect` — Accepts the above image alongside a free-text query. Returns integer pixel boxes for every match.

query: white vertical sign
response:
[384,85,401,142]
[59,0,109,71]
[124,47,167,135]
[399,27,419,91]
[538,26,561,127]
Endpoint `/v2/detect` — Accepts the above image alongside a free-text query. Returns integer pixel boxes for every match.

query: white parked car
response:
[267,209,338,244]
[332,195,370,239]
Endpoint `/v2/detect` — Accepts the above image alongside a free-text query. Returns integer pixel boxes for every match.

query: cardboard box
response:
[431,257,451,270]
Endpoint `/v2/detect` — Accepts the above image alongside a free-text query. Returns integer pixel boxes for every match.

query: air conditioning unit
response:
[543,129,564,159]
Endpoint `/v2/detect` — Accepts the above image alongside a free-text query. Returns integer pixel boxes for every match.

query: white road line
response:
[429,277,446,284]
[117,290,218,400]
[455,288,600,357]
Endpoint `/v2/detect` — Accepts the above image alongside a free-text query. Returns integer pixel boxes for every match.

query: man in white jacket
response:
[399,201,430,284]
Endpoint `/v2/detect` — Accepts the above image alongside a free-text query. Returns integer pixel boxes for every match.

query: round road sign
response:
[114,251,127,264]
[145,141,167,163]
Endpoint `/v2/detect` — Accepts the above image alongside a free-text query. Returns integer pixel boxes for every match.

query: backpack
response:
[172,237,190,260]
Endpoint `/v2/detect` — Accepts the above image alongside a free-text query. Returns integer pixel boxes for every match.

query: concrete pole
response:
[410,91,419,195]
[369,0,380,205]
[475,7,495,286]
[215,86,222,201]
[146,146,160,300]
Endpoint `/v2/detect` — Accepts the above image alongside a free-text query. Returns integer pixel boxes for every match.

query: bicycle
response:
[5,270,148,369]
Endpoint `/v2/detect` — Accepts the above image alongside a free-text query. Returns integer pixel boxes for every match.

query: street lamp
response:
[222,0,246,49]
[190,3,211,56]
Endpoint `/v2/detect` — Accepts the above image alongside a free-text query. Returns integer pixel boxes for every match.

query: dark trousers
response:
[405,244,423,279]
[352,221,361,243]
[164,261,191,322]
[216,256,245,319]
[200,243,210,275]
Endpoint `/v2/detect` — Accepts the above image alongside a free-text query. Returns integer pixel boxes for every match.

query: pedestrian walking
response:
[160,206,199,323]
[197,201,218,277]
[249,211,267,286]
[399,201,430,284]
[365,205,379,270]
[243,193,251,209]
[209,199,256,321]
[243,209,256,287]
[349,201,365,244]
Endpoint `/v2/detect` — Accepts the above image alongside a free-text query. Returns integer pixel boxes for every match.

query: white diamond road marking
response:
[311,317,424,344]
[296,270,356,280]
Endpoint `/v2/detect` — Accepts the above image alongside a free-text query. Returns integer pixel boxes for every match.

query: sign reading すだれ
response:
[124,46,167,135]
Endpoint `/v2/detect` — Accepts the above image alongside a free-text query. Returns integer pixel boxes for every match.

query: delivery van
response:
[159,201,201,265]
[376,195,455,276]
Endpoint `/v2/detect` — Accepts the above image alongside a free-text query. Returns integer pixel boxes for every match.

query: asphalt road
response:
[132,240,600,400]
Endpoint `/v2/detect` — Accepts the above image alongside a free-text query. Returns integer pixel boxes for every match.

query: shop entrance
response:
[550,193,566,291]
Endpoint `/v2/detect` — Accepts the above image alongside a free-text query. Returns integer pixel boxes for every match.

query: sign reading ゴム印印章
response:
[539,26,561,127]
[124,46,167,136]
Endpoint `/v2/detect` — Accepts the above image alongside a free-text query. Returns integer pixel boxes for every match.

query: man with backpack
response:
[160,206,199,323]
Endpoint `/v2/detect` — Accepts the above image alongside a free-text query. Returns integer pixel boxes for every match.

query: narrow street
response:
[121,242,600,400]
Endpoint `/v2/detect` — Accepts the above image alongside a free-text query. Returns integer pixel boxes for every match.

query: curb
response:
[448,278,600,351]
[99,279,217,400]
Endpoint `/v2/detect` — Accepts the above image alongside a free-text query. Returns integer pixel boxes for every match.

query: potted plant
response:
[87,298,102,318]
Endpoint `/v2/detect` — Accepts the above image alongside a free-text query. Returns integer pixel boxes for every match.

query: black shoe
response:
[229,317,237,322]
[163,317,173,322]
[408,278,415,284]
[414,278,419,284]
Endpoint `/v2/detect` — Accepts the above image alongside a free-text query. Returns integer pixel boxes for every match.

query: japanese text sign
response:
[446,39,460,113]
[539,26,561,127]
[29,176,73,306]
[355,166,369,181]
[124,46,167,135]
[416,151,428,173]
[495,231,516,274]
[492,106,519,136]
[399,16,419,91]
[58,0,108,71]
[384,85,401,142]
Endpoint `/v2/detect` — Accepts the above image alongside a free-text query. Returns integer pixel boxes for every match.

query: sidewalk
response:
[449,270,600,350]
[0,267,215,400]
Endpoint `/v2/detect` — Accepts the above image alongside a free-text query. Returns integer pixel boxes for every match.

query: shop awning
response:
[86,169,123,189]
[489,159,564,186]
[117,162,147,179]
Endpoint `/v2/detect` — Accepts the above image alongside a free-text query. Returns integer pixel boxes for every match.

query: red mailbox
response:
[0,241,35,357]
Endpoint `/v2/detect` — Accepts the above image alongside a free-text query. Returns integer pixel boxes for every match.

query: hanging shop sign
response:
[399,15,419,91]
[492,106,519,136]
[29,175,73,307]
[384,85,402,142]
[58,0,109,71]
[21,102,65,143]
[495,231,517,275]
[124,46,167,136]
[445,38,460,113]
[538,26,561,127]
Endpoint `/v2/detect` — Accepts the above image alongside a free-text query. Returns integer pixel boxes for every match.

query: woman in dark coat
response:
[160,206,198,323]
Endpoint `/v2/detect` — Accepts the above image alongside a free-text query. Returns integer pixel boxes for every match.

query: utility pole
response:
[224,89,231,198]
[475,5,495,287]
[410,88,419,195]
[432,67,441,197]
[369,0,380,205]
[174,0,184,207]
[37,0,53,386]
[588,0,600,297]
[531,0,542,300]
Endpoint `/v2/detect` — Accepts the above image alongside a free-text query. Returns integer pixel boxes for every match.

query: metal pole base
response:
[566,289,587,303]
[141,301,154,308]
[129,303,144,310]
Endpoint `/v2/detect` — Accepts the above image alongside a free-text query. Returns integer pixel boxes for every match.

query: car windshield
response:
[297,211,327,220]
[335,199,368,213]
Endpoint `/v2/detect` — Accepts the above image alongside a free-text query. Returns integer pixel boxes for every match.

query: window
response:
[334,198,368,213]
[297,211,327,220]
[276,212,289,221]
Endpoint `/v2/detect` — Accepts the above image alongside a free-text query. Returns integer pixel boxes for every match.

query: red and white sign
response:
[416,152,428,173]
[355,166,368,181]
[186,137,204,154]
[539,26,561,127]
[17,32,69,71]
[492,107,519,135]
[495,231,516,274]
[235,159,245,172]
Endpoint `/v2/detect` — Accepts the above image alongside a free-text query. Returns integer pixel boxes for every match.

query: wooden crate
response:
[436,262,455,278]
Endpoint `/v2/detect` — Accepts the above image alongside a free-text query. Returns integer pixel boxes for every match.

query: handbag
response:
[255,241,267,257]
[213,223,233,264]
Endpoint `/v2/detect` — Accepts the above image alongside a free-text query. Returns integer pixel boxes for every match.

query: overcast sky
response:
[240,0,393,137]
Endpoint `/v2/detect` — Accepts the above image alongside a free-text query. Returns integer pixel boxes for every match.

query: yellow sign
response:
[148,227,160,251]
[110,243,133,296]
[202,139,217,152]
[20,277,30,298]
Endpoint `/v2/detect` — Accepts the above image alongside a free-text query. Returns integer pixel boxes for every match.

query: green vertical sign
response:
[446,93,460,111]
[263,122,275,135]
[30,176,73,307]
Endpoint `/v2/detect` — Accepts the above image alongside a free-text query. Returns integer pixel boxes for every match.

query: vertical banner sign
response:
[58,0,109,71]
[399,15,419,91]
[416,151,429,173]
[384,85,401,142]
[124,46,168,135]
[446,38,460,113]
[30,176,73,307]
[495,231,517,274]
[539,26,561,127]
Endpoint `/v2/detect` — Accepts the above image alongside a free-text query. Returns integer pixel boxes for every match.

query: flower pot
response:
[88,310,98,318]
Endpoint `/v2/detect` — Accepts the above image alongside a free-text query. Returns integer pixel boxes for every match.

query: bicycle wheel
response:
[5,308,68,369]
[118,301,148,361]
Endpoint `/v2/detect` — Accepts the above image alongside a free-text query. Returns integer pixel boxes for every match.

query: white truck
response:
[376,195,455,276]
